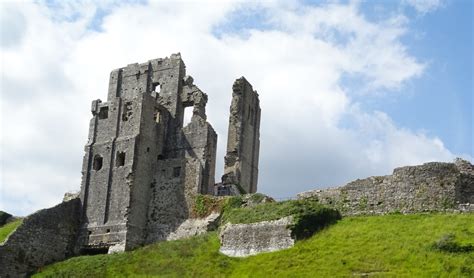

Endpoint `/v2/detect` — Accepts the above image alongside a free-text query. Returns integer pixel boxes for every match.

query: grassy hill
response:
[34,213,474,277]
[0,218,22,243]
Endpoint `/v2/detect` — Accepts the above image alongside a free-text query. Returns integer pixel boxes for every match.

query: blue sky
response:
[1,0,472,215]
[359,0,472,156]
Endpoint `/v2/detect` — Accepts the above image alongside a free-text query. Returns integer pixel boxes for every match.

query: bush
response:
[191,195,226,218]
[248,193,266,204]
[431,233,473,253]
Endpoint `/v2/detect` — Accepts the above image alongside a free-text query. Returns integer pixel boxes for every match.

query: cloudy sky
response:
[1,0,472,216]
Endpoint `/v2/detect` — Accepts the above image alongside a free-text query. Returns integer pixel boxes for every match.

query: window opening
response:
[98,106,109,119]
[93,155,103,171]
[116,152,125,167]
[154,111,161,123]
[122,102,133,121]
[173,167,181,178]
[183,106,193,126]
[153,82,161,94]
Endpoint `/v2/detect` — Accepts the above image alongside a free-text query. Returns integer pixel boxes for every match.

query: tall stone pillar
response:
[221,77,261,194]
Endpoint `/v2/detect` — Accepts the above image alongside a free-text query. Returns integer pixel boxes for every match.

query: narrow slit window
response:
[116,151,125,167]
[122,102,133,121]
[154,111,161,123]
[183,106,192,126]
[153,82,161,94]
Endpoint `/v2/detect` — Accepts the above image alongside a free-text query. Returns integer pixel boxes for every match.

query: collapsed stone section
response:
[0,199,81,277]
[220,77,261,194]
[78,54,218,252]
[219,217,295,257]
[298,159,474,215]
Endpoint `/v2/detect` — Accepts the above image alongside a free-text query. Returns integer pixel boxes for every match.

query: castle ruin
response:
[77,54,261,253]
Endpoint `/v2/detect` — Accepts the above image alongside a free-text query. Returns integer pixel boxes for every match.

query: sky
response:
[0,0,472,216]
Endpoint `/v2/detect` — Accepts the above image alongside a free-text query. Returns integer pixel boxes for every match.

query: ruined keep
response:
[77,54,261,253]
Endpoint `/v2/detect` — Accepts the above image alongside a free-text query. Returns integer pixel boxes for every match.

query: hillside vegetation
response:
[0,219,23,243]
[35,213,474,277]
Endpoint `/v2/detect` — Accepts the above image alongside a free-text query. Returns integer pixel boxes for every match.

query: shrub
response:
[248,193,266,204]
[192,195,226,218]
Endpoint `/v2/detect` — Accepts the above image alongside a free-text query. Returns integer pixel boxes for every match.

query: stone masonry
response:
[298,158,474,215]
[219,77,261,195]
[0,199,81,277]
[219,216,295,257]
[77,54,261,253]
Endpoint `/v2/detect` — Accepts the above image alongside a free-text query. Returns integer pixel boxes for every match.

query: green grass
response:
[0,218,23,243]
[222,199,334,224]
[35,213,474,277]
[222,199,341,239]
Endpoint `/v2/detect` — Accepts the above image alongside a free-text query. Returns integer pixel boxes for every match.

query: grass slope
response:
[0,219,23,243]
[35,213,474,277]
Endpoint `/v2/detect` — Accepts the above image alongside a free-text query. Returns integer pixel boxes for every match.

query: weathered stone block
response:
[219,216,295,257]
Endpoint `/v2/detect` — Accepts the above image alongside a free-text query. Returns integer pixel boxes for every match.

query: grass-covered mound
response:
[221,198,341,239]
[35,213,474,277]
[0,218,23,243]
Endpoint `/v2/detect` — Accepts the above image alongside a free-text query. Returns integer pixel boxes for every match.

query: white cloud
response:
[404,0,444,14]
[0,0,463,216]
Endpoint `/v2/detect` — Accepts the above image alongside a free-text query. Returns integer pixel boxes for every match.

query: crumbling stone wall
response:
[221,77,261,194]
[0,199,81,277]
[298,159,474,215]
[219,217,295,257]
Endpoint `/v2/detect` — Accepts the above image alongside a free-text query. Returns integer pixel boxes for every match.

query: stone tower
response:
[77,54,217,253]
[221,77,261,194]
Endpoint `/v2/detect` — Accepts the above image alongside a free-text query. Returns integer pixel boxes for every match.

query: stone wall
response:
[167,212,220,241]
[0,199,81,277]
[222,77,261,194]
[298,159,474,215]
[219,216,294,257]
